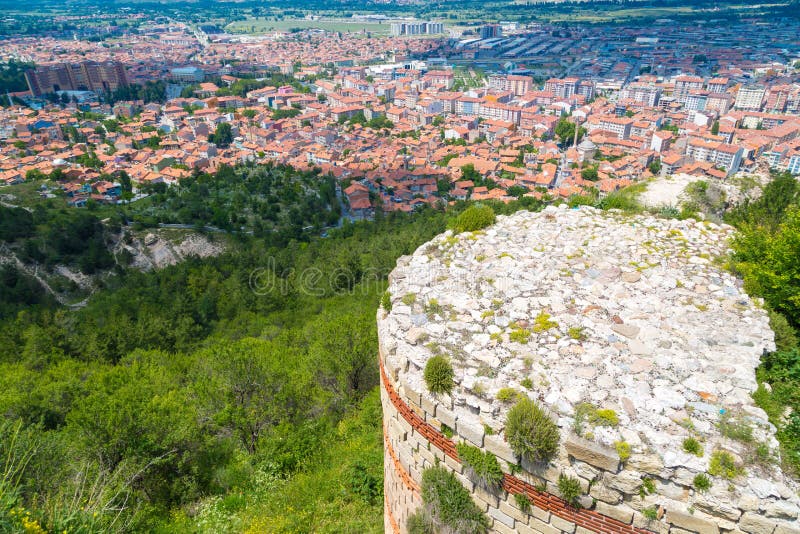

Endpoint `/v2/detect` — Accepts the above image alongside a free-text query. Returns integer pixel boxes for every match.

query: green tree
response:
[211,122,233,148]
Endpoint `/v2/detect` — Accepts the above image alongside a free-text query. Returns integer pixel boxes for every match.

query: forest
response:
[0,163,798,532]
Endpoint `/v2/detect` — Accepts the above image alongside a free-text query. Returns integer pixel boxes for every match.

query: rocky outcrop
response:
[379,205,799,534]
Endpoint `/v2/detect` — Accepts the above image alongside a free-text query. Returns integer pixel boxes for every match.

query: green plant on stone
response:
[567,326,586,340]
[709,450,744,479]
[520,377,533,390]
[639,477,656,499]
[381,290,392,312]
[425,298,443,318]
[418,466,490,534]
[424,355,454,395]
[752,442,774,466]
[693,473,711,492]
[514,493,532,514]
[505,397,560,463]
[614,441,631,463]
[572,402,593,435]
[590,409,619,427]
[441,423,454,439]
[496,387,520,403]
[456,443,504,491]
[718,412,754,443]
[483,424,494,436]
[682,437,704,457]
[509,327,531,344]
[557,473,582,508]
[532,311,558,333]
[642,506,659,521]
[402,293,417,306]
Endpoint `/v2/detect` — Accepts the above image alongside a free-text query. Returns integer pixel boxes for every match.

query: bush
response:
[682,437,703,457]
[768,310,798,351]
[557,473,582,507]
[424,355,454,395]
[407,508,435,534]
[496,387,520,403]
[450,204,495,234]
[456,443,504,490]
[614,441,631,462]
[520,377,533,390]
[505,397,560,463]
[514,493,531,514]
[380,291,392,312]
[693,473,711,492]
[419,466,490,534]
[591,409,619,427]
[709,450,744,479]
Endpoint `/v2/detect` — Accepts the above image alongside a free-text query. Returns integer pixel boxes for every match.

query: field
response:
[226,18,393,35]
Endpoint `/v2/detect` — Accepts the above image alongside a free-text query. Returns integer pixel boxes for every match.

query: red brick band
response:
[385,494,401,534]
[380,357,653,534]
[384,424,421,495]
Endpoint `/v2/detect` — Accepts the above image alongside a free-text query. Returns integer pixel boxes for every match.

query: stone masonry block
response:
[485,433,518,464]
[420,393,437,417]
[456,419,485,447]
[526,517,561,534]
[500,497,530,524]
[493,520,518,534]
[594,501,633,524]
[436,404,456,429]
[564,434,620,472]
[489,506,516,528]
[739,512,778,534]
[666,510,720,534]
[550,514,577,533]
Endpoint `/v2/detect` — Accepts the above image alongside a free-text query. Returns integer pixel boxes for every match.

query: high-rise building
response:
[25,61,129,96]
[389,21,443,36]
[479,24,503,39]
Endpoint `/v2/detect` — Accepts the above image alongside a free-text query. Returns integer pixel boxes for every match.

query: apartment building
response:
[673,75,704,104]
[619,83,661,107]
[390,21,443,36]
[734,85,766,111]
[488,74,533,96]
[686,138,743,175]
[25,61,129,96]
[544,77,580,99]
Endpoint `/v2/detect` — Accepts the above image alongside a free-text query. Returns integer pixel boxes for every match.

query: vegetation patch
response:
[505,397,560,463]
[455,443,504,490]
[424,355,455,395]
[709,450,744,479]
[557,473,582,508]
[408,466,490,534]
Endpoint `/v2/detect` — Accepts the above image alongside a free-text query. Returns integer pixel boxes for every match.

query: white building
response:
[734,86,766,111]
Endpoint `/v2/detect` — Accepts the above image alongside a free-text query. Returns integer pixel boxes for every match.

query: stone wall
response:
[379,206,800,534]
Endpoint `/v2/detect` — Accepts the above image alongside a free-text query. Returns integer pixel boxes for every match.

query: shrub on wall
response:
[424,355,454,395]
[450,204,496,234]
[557,473,583,508]
[455,442,504,490]
[405,466,490,534]
[505,397,560,462]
